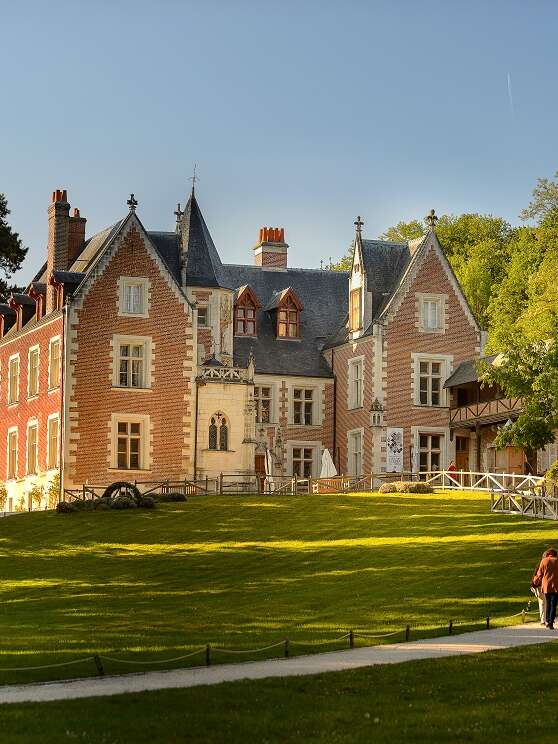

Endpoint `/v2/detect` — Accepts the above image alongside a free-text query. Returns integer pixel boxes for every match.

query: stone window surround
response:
[410,425,449,472]
[8,352,20,406]
[27,344,40,399]
[347,355,365,410]
[416,292,447,334]
[111,334,153,391]
[286,440,321,477]
[118,276,150,318]
[48,335,61,392]
[46,413,60,471]
[411,352,453,408]
[347,427,364,477]
[25,418,39,476]
[109,412,151,472]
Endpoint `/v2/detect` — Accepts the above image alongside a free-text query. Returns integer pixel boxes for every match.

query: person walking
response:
[532,548,558,629]
[532,551,549,625]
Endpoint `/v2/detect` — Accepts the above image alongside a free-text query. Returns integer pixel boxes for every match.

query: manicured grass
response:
[0,491,554,686]
[4,642,558,743]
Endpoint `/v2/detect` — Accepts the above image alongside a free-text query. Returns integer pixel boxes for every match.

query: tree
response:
[520,170,558,221]
[327,245,353,272]
[379,220,423,243]
[0,193,27,302]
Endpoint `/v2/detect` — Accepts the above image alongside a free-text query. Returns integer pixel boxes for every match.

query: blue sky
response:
[2,1,557,283]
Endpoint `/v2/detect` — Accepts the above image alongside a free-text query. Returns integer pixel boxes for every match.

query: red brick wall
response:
[255,250,287,268]
[0,314,63,481]
[67,225,195,485]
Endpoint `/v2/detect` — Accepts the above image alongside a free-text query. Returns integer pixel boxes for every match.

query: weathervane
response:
[425,208,438,229]
[190,163,199,194]
[127,193,138,211]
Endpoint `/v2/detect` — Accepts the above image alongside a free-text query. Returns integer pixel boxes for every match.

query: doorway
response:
[455,436,469,471]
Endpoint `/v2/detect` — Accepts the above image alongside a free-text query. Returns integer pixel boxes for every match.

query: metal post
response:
[522,610,526,624]
[405,625,410,642]
[294,473,298,495]
[449,619,453,635]
[349,630,354,649]
[486,616,490,630]
[284,639,289,658]
[205,644,211,666]
[219,473,223,495]
[93,654,104,677]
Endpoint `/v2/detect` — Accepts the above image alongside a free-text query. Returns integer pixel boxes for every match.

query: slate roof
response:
[51,271,86,286]
[179,192,228,288]
[443,355,497,388]
[221,264,349,377]
[361,239,411,322]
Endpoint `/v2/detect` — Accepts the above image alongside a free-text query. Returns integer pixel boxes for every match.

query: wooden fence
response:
[490,491,558,519]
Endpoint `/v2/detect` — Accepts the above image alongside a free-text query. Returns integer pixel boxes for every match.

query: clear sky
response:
[2,0,557,283]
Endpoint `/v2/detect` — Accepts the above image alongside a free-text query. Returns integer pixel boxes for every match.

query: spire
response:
[179,189,225,288]
[190,163,198,196]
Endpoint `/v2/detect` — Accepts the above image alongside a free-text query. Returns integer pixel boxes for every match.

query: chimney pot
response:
[254,226,288,268]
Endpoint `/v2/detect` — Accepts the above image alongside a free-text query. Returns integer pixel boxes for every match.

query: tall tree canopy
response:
[0,193,27,302]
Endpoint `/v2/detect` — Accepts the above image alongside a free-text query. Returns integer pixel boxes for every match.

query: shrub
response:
[94,500,111,511]
[158,492,187,502]
[378,482,397,493]
[394,481,409,493]
[28,483,45,510]
[0,485,7,511]
[47,472,61,509]
[103,481,142,504]
[56,501,78,513]
[139,495,156,509]
[15,495,27,512]
[110,495,137,510]
[386,481,434,494]
[72,499,96,511]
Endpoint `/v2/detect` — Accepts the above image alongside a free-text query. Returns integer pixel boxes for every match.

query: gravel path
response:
[0,624,555,705]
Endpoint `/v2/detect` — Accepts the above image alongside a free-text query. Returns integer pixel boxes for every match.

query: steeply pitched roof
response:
[180,192,227,288]
[360,239,411,321]
[222,265,348,377]
[443,354,497,388]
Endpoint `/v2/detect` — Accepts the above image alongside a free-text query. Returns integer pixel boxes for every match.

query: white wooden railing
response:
[421,470,544,493]
[491,492,558,520]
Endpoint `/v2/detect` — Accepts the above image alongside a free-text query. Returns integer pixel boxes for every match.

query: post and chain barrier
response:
[0,603,542,680]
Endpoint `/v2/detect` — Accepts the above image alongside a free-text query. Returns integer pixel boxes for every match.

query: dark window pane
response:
[130,423,140,435]
[419,434,428,449]
[209,423,217,450]
[219,422,228,451]
[118,423,127,434]
[431,436,440,449]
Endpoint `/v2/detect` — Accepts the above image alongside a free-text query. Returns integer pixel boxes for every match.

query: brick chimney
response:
[68,207,87,266]
[46,189,70,313]
[254,227,288,268]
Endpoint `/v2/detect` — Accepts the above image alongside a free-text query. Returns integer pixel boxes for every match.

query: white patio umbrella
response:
[320,448,337,478]
[264,448,275,493]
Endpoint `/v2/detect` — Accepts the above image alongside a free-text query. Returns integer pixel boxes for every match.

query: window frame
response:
[292,387,315,426]
[197,305,209,327]
[348,356,364,409]
[349,288,362,331]
[234,296,258,337]
[27,345,40,399]
[118,277,150,318]
[277,296,301,339]
[208,414,230,451]
[417,293,446,334]
[46,414,60,471]
[26,419,39,476]
[254,385,274,424]
[418,432,443,472]
[288,441,320,477]
[412,354,452,408]
[110,413,151,471]
[347,428,364,477]
[48,336,61,391]
[6,427,18,481]
[112,335,152,390]
[8,353,20,405]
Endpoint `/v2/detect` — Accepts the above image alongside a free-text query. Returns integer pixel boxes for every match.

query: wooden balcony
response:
[449,397,523,427]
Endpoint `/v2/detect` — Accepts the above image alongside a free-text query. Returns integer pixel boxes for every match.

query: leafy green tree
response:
[520,170,558,221]
[379,220,423,243]
[0,193,27,302]
[327,248,353,272]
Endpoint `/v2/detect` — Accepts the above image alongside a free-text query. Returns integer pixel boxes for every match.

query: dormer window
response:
[234,285,261,337]
[278,296,300,338]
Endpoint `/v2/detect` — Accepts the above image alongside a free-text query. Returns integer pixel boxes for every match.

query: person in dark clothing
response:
[532,548,558,629]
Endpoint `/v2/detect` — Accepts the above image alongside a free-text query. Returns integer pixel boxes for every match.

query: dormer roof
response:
[264,286,304,311]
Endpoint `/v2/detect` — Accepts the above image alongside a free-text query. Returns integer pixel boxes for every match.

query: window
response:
[348,430,363,476]
[117,421,142,469]
[348,358,363,409]
[28,347,40,398]
[418,294,445,333]
[419,433,442,472]
[350,288,362,331]
[7,429,17,480]
[278,297,300,338]
[49,337,60,389]
[293,388,314,425]
[119,343,145,388]
[208,415,229,451]
[47,416,59,470]
[8,355,19,404]
[419,360,442,406]
[26,422,38,475]
[255,386,272,423]
[119,277,149,317]
[197,306,208,327]
[292,447,314,477]
[235,297,257,336]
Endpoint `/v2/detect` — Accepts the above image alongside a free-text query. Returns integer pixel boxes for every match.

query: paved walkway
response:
[0,624,555,705]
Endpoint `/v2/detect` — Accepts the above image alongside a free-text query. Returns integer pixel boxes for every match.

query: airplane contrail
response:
[507,72,515,118]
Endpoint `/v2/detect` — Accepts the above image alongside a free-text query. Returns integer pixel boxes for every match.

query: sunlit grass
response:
[0,490,554,685]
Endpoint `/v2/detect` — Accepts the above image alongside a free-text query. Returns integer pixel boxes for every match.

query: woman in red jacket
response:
[532,548,558,629]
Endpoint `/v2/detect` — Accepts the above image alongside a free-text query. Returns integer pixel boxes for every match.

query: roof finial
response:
[127,193,138,211]
[425,208,438,230]
[175,202,183,223]
[354,215,364,238]
[190,163,198,195]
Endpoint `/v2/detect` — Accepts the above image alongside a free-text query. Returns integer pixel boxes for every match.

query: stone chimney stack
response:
[68,207,87,266]
[46,189,70,312]
[254,227,288,268]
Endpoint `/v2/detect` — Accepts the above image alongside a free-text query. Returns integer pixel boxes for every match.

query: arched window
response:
[209,414,229,451]
[209,418,218,450]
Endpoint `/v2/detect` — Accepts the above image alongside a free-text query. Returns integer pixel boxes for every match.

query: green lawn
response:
[0,491,554,687]
[4,642,558,743]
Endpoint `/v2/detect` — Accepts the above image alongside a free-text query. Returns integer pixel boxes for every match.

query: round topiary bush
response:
[102,481,142,504]
[139,495,156,509]
[378,482,397,493]
[406,482,433,494]
[56,501,78,514]
[110,495,138,510]
[394,481,409,492]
